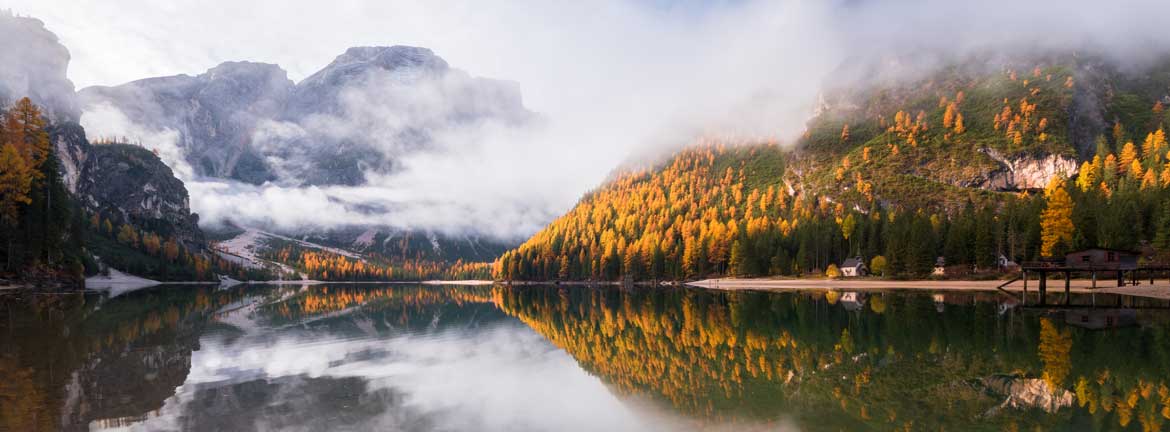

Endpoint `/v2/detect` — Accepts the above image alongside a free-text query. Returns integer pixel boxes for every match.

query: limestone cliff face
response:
[78,143,205,248]
[50,122,89,195]
[974,148,1079,191]
[49,123,205,247]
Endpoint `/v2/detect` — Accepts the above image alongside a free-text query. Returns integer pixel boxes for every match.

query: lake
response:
[1,283,1169,431]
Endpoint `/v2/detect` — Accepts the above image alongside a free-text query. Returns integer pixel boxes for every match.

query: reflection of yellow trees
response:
[267,285,494,321]
[0,356,52,432]
[1037,318,1072,389]
[493,285,1170,430]
[492,286,832,420]
[869,295,886,314]
[1075,373,1170,431]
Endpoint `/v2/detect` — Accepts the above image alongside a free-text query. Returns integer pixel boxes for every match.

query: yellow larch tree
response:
[1129,159,1144,181]
[3,98,50,178]
[0,143,34,225]
[1141,168,1158,190]
[1040,177,1075,257]
[1076,161,1097,192]
[1119,141,1139,174]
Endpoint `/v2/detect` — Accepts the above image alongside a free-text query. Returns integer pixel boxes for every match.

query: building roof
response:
[841,257,865,268]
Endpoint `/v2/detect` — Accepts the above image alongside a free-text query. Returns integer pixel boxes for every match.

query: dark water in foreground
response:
[1,284,1169,431]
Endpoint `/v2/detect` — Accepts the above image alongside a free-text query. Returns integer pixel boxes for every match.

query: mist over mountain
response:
[80,46,532,188]
[0,11,77,121]
[79,61,291,183]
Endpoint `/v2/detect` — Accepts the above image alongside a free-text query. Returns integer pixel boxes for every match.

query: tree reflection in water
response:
[2,284,1169,431]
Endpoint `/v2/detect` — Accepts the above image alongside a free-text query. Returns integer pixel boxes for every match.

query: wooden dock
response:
[1019,263,1170,306]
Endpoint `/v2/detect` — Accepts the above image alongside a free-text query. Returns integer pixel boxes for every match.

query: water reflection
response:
[1,284,1169,431]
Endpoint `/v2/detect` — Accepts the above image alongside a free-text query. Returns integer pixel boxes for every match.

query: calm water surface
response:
[1,283,1169,431]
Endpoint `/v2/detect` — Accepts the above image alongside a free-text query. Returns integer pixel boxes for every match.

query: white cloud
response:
[79,102,193,179]
[18,0,1170,239]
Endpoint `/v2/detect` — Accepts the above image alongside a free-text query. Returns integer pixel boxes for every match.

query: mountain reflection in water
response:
[1,284,1169,431]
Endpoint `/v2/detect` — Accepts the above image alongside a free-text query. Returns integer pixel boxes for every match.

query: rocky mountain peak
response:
[299,45,449,88]
[195,61,293,114]
[203,60,289,82]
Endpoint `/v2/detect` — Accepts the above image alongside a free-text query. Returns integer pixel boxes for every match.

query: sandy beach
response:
[687,277,1170,300]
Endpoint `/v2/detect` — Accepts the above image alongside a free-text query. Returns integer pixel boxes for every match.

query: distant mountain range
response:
[79,46,532,186]
[0,10,531,276]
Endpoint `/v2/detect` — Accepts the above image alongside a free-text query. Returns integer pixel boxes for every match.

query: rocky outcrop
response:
[49,122,90,195]
[973,148,1079,191]
[78,144,205,248]
[0,10,78,121]
[981,375,1075,413]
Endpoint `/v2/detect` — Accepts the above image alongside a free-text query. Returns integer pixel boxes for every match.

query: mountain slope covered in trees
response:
[0,12,271,285]
[495,52,1170,281]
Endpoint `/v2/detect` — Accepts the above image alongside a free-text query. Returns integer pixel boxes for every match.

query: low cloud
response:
[31,0,1170,239]
[80,102,193,179]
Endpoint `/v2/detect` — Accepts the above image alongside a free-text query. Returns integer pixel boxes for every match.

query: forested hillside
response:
[494,54,1170,281]
[258,239,491,281]
[0,98,271,284]
[0,98,85,285]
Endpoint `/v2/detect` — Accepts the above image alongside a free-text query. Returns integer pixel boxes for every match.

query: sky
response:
[9,0,1170,239]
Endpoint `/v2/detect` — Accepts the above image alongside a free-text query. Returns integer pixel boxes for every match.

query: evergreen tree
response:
[1154,201,1170,250]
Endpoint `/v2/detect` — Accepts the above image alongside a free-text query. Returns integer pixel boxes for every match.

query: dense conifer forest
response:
[495,57,1170,281]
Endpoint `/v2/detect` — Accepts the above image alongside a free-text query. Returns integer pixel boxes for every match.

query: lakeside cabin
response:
[932,257,947,276]
[840,257,867,277]
[1064,248,1140,270]
[997,254,1020,272]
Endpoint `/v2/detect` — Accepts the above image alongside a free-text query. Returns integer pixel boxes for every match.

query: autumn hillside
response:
[494,52,1170,281]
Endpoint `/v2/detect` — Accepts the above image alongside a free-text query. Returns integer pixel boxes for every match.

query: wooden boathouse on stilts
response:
[1020,248,1170,305]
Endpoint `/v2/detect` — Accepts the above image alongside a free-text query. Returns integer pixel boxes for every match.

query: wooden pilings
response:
[1039,271,1047,305]
[1064,271,1071,305]
[1022,271,1028,306]
[1019,265,1170,307]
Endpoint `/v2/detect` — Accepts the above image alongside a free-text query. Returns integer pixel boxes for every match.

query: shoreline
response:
[10,276,1170,301]
[685,277,1170,300]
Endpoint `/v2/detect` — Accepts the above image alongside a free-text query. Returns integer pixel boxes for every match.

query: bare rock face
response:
[981,375,1075,413]
[50,122,89,195]
[78,143,205,248]
[975,148,1079,191]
